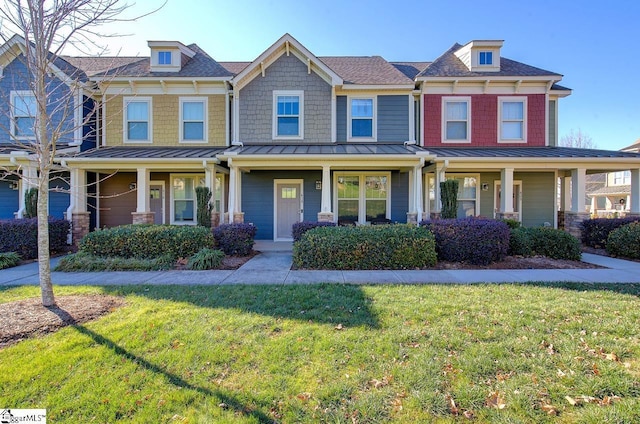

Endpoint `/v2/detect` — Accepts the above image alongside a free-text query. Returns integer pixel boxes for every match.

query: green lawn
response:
[1,283,639,423]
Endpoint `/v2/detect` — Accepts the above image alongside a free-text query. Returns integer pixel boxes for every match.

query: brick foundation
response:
[71,212,90,246]
[430,212,442,220]
[131,212,155,225]
[406,212,418,224]
[233,212,245,224]
[211,212,220,228]
[317,212,334,222]
[564,212,589,239]
[496,212,520,221]
[557,211,565,230]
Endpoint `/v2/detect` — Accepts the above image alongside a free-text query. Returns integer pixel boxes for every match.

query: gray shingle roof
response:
[219,61,251,75]
[61,56,144,77]
[425,147,640,159]
[74,146,227,159]
[87,44,233,78]
[418,43,561,78]
[588,185,630,196]
[391,62,432,79]
[318,56,414,85]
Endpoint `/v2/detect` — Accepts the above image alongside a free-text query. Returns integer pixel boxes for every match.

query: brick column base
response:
[406,212,418,224]
[564,212,589,239]
[421,212,429,222]
[495,212,520,221]
[430,212,442,220]
[233,212,245,224]
[72,212,90,246]
[317,212,334,222]
[131,212,155,225]
[211,212,220,228]
[557,211,565,230]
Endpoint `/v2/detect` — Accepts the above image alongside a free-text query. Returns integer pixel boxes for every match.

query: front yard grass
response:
[1,283,639,423]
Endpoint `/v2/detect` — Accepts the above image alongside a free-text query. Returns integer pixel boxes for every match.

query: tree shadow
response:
[102,283,381,329]
[46,306,274,423]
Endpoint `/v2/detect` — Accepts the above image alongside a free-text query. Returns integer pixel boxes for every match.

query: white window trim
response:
[479,51,493,66]
[123,96,153,144]
[498,96,527,144]
[10,90,37,140]
[169,174,205,225]
[347,96,377,142]
[179,97,208,143]
[333,172,391,225]
[158,51,172,65]
[272,90,304,140]
[446,173,480,217]
[441,96,471,143]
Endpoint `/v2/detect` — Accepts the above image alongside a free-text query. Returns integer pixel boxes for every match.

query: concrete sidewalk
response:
[2,248,640,286]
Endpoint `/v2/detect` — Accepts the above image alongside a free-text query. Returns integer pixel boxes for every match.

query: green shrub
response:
[24,187,38,219]
[500,218,521,229]
[187,248,225,270]
[293,224,437,270]
[440,179,459,219]
[606,222,640,259]
[78,225,214,260]
[195,186,213,228]
[509,227,581,260]
[55,252,174,271]
[0,252,21,270]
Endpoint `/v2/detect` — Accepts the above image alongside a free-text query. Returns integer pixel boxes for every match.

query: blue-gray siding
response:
[336,95,409,142]
[390,171,409,222]
[49,172,70,219]
[0,179,19,219]
[242,171,322,239]
[239,54,332,143]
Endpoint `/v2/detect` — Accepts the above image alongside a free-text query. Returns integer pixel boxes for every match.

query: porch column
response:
[630,168,640,215]
[564,168,588,238]
[422,173,430,221]
[68,168,89,245]
[318,165,334,222]
[431,163,446,219]
[496,168,518,220]
[132,167,153,224]
[227,159,243,224]
[17,165,37,218]
[205,165,220,227]
[407,162,424,224]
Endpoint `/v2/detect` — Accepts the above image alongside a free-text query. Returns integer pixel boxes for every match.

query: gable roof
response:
[417,43,562,79]
[231,33,343,88]
[621,138,640,153]
[88,43,233,79]
[318,56,414,86]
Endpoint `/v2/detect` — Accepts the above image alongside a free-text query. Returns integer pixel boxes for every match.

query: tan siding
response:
[104,94,227,147]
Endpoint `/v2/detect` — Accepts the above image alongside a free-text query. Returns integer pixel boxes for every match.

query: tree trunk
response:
[37,171,55,306]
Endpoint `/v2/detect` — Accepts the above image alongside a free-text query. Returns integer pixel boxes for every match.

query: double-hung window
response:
[613,171,631,186]
[172,175,205,224]
[11,91,37,139]
[498,97,526,143]
[124,97,152,143]
[336,173,390,224]
[273,90,303,139]
[180,98,207,143]
[349,98,375,140]
[442,97,471,143]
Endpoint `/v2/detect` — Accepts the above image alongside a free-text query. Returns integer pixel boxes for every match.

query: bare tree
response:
[0,0,158,306]
[560,128,597,149]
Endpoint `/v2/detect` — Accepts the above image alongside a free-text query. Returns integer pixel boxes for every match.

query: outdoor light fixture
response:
[8,181,19,190]
[129,182,137,190]
[315,180,322,190]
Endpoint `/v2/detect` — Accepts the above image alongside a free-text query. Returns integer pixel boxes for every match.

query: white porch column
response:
[562,175,572,211]
[232,89,240,144]
[500,168,514,213]
[68,168,89,245]
[412,162,424,224]
[227,159,243,223]
[630,168,640,215]
[432,163,446,216]
[318,165,334,222]
[205,165,220,227]
[136,167,150,213]
[17,165,37,218]
[570,168,586,213]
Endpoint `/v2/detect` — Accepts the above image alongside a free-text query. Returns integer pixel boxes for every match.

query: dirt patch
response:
[432,255,601,270]
[0,295,124,349]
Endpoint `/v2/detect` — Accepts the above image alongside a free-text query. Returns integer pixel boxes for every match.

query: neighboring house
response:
[0,35,97,221]
[588,139,640,216]
[41,34,640,241]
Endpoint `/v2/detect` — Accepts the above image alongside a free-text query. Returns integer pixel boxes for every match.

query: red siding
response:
[423,94,546,147]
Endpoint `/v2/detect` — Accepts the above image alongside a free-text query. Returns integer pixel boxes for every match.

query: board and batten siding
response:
[104,94,227,147]
[241,171,322,240]
[336,95,409,142]
[238,54,332,143]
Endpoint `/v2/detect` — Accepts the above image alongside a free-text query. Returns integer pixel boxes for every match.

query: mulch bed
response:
[0,295,125,349]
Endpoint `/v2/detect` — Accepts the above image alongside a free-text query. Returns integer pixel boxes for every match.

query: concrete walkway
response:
[2,241,640,286]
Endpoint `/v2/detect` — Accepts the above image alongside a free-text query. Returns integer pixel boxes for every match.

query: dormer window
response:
[158,51,172,65]
[479,51,493,66]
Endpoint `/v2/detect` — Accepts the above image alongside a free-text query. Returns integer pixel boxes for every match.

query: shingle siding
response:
[239,54,331,143]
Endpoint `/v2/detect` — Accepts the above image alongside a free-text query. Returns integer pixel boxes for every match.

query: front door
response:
[494,181,522,221]
[274,180,303,240]
[150,182,164,224]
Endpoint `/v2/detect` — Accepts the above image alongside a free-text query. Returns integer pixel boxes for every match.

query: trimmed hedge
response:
[55,252,175,272]
[420,218,510,265]
[510,227,581,260]
[78,224,214,260]
[606,222,640,259]
[213,223,257,256]
[292,221,337,242]
[581,217,640,248]
[0,218,70,259]
[293,224,437,270]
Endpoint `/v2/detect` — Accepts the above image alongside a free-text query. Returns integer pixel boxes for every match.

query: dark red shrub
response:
[581,217,640,248]
[0,218,70,259]
[213,223,257,256]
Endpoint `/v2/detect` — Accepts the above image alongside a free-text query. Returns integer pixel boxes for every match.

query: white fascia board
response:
[340,84,415,91]
[63,157,221,170]
[92,76,231,83]
[549,89,572,98]
[147,41,196,58]
[432,157,640,169]
[417,75,563,83]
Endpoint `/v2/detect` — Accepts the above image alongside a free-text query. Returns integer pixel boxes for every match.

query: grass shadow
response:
[519,281,640,297]
[103,283,381,328]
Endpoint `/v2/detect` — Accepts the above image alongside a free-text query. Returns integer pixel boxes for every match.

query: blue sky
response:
[74,0,640,150]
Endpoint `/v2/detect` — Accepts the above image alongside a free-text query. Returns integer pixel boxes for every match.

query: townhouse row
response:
[2,33,640,241]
